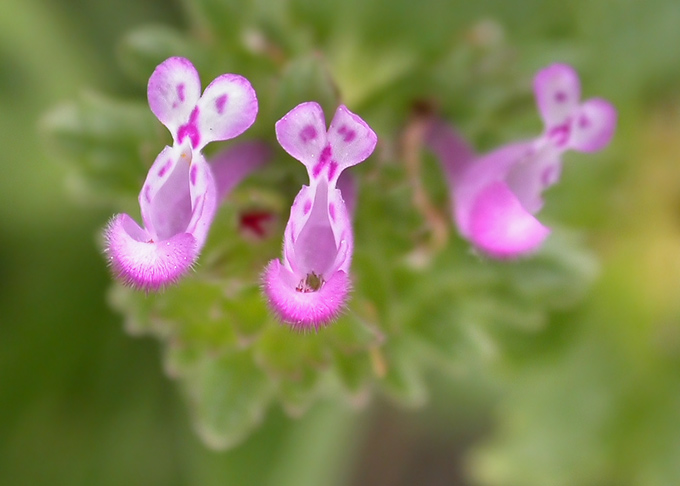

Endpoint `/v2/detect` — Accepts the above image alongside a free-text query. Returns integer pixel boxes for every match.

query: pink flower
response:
[147,57,259,151]
[427,63,617,258]
[263,102,377,330]
[104,57,263,290]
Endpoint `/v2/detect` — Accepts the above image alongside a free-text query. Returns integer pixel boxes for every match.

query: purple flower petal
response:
[107,143,218,290]
[426,127,554,258]
[275,102,377,183]
[105,56,264,291]
[533,63,581,128]
[568,98,617,153]
[326,105,378,173]
[209,140,273,202]
[468,181,550,259]
[262,259,350,330]
[287,182,353,277]
[336,171,357,217]
[452,142,534,238]
[147,57,202,142]
[425,118,476,185]
[275,101,328,169]
[184,153,218,249]
[505,149,562,215]
[194,74,259,150]
[139,144,193,242]
[104,213,197,291]
[426,63,616,259]
[265,103,375,328]
[138,144,217,249]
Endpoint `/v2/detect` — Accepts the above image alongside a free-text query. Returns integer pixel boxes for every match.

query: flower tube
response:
[263,102,377,329]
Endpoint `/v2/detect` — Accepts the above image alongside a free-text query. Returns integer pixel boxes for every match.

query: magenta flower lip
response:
[104,144,216,291]
[262,260,352,331]
[105,140,271,291]
[427,63,617,259]
[104,57,263,290]
[263,102,377,329]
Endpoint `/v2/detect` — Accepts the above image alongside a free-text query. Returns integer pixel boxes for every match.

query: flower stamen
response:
[296,272,325,293]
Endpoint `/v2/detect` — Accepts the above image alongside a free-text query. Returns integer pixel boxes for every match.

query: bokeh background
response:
[2,0,680,485]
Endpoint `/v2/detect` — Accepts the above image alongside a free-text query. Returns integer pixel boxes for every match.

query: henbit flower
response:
[104,57,261,290]
[104,140,271,291]
[426,63,617,259]
[263,102,377,330]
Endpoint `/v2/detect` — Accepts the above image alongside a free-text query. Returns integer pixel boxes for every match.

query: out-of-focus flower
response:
[427,63,617,258]
[263,102,377,330]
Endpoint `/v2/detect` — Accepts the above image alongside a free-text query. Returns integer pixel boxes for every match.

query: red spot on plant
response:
[239,210,275,238]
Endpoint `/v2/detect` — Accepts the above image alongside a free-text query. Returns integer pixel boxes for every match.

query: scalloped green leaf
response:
[182,351,274,450]
[41,93,159,203]
[379,338,428,407]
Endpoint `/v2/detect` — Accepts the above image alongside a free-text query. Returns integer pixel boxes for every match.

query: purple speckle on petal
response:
[554,91,567,103]
[158,159,172,178]
[177,107,201,148]
[329,203,336,221]
[320,145,332,163]
[177,83,186,102]
[144,185,152,203]
[313,145,333,178]
[190,164,198,185]
[303,199,312,215]
[338,125,356,142]
[547,123,571,148]
[327,161,338,180]
[300,125,317,144]
[578,115,591,129]
[215,94,228,114]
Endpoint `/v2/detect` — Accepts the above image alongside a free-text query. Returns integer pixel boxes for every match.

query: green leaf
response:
[107,284,160,337]
[253,324,331,379]
[276,367,324,417]
[221,284,272,343]
[379,338,427,407]
[181,351,274,450]
[331,349,372,403]
[272,54,339,124]
[41,93,159,204]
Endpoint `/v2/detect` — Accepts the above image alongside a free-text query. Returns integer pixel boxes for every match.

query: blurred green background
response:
[2,0,680,485]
